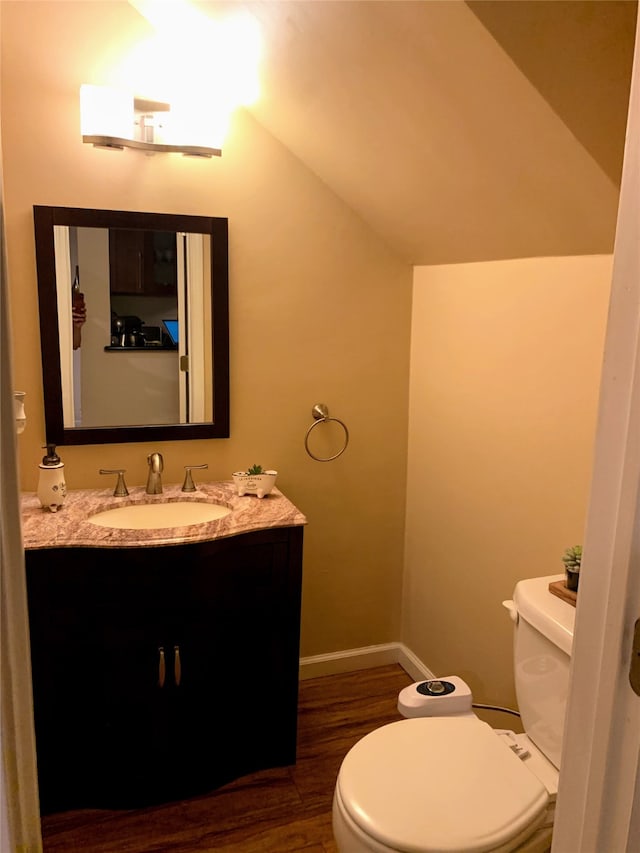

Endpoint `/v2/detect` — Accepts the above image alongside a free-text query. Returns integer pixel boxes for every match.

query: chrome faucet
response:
[146,452,164,494]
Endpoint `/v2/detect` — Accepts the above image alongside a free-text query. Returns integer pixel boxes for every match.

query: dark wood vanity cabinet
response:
[26,527,304,813]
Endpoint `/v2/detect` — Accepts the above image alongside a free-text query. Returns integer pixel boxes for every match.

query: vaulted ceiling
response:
[225,0,637,265]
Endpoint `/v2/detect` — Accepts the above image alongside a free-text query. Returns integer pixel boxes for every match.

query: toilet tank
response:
[510,575,576,770]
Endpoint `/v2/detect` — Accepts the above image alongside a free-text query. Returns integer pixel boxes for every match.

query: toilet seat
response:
[335,716,549,853]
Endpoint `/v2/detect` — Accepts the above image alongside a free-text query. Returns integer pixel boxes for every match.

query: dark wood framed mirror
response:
[34,206,229,445]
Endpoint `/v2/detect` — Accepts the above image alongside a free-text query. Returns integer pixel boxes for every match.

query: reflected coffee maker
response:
[111,314,144,347]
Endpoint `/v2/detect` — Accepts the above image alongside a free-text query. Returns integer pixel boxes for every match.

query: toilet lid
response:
[337,716,548,853]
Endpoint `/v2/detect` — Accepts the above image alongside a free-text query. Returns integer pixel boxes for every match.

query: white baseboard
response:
[396,645,436,682]
[299,642,436,682]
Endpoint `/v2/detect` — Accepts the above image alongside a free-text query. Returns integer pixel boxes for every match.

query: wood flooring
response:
[41,664,413,852]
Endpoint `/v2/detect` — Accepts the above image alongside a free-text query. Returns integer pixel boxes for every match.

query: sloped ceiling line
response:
[232,0,636,265]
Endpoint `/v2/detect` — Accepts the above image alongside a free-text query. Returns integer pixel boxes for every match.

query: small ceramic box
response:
[232,470,278,498]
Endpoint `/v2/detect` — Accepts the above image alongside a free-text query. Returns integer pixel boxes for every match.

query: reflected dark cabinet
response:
[109,229,177,296]
[26,527,304,813]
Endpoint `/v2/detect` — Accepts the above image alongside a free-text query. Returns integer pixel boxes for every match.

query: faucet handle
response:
[99,468,129,497]
[182,464,208,492]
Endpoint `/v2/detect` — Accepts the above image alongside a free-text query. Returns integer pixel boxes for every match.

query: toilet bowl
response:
[332,575,574,853]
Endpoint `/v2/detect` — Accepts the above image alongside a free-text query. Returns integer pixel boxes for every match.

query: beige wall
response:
[404,256,612,708]
[1,1,411,657]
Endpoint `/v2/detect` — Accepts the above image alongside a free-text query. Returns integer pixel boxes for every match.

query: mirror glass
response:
[34,206,229,445]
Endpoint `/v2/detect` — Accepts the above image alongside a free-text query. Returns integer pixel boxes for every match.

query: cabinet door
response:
[174,529,303,791]
[91,552,176,807]
[109,229,147,294]
[26,549,105,813]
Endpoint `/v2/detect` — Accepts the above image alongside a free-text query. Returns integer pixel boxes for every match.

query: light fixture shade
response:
[80,85,133,140]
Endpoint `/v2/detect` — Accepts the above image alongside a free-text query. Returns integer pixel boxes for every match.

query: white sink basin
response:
[89,501,231,530]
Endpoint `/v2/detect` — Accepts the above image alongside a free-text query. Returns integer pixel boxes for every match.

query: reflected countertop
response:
[21,481,307,550]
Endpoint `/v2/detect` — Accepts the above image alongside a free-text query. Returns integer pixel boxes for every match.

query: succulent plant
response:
[246,464,264,475]
[562,545,582,572]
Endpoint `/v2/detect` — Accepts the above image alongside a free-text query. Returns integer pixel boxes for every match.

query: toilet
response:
[332,574,575,853]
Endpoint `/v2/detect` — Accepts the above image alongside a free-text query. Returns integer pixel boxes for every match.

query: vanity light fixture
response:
[80,84,221,158]
[81,1,261,157]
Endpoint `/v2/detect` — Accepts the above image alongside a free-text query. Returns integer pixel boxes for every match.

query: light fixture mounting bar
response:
[82,135,221,158]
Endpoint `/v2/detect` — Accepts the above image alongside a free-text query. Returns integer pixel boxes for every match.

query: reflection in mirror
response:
[60,226,207,428]
[34,207,229,445]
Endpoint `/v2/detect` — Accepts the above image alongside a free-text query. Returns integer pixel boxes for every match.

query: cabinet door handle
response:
[158,646,166,688]
[174,645,181,687]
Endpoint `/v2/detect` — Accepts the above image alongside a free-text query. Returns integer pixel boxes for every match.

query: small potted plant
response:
[562,545,582,592]
[232,464,278,498]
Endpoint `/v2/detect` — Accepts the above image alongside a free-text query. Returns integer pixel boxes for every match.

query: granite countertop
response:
[21,481,307,550]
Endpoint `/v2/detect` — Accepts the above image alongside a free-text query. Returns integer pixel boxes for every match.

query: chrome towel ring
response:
[304,403,349,462]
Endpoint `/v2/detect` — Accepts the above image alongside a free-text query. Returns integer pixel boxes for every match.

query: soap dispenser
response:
[38,444,67,512]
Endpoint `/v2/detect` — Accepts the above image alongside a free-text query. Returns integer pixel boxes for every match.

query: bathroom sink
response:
[89,501,231,530]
